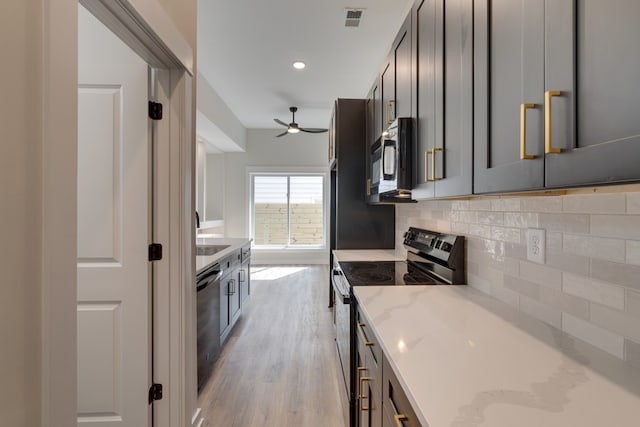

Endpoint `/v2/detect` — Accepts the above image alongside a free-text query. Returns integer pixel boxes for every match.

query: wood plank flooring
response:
[198,265,348,427]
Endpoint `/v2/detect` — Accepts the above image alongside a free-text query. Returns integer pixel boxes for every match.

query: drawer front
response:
[382,355,421,427]
[357,306,382,382]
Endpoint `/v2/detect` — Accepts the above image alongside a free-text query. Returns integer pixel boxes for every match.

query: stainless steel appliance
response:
[196,262,223,393]
[331,227,465,426]
[369,117,414,203]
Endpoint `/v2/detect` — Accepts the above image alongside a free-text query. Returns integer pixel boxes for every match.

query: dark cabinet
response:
[473,0,545,193]
[413,0,473,199]
[382,354,421,427]
[474,0,640,193]
[220,250,242,344]
[366,77,382,147]
[355,306,382,427]
[239,244,250,306]
[544,0,640,187]
[381,13,413,127]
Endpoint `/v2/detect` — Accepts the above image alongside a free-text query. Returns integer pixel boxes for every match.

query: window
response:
[251,174,325,248]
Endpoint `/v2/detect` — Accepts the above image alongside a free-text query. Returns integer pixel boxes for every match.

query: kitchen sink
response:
[196,244,230,256]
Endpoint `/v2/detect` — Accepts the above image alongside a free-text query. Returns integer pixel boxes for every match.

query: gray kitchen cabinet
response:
[474,0,546,193]
[239,243,250,307]
[219,250,241,344]
[366,77,382,146]
[544,0,640,187]
[355,306,382,427]
[381,12,413,127]
[381,354,421,427]
[412,0,473,199]
[475,0,640,193]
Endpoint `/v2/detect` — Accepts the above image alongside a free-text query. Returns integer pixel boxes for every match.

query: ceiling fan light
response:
[292,61,306,70]
[288,126,300,134]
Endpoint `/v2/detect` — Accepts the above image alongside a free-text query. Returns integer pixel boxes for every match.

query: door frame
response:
[42,1,197,426]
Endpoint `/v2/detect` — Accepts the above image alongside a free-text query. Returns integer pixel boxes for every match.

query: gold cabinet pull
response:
[386,100,396,124]
[425,150,432,182]
[366,178,371,196]
[394,414,408,426]
[544,90,562,154]
[357,322,374,346]
[359,375,372,411]
[520,103,537,159]
[432,147,442,181]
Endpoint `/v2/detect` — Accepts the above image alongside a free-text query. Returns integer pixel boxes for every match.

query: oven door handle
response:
[331,269,351,304]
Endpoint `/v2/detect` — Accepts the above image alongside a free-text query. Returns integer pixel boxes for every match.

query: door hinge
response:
[149,383,163,404]
[148,101,163,120]
[148,243,163,261]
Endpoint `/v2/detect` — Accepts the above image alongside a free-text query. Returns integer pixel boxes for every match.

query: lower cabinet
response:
[219,249,242,345]
[239,243,251,307]
[356,304,422,427]
[382,356,421,427]
[355,306,383,427]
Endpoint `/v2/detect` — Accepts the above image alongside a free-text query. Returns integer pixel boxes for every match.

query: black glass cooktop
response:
[339,261,441,286]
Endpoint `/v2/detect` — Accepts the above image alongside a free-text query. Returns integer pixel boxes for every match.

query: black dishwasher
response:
[196,262,222,393]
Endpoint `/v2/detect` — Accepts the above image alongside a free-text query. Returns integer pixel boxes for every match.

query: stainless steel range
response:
[330,227,465,427]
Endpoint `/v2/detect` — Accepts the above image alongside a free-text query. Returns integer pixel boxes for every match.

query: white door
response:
[77,6,151,426]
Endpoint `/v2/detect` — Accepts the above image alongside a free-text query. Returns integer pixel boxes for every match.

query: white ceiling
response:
[197,0,414,132]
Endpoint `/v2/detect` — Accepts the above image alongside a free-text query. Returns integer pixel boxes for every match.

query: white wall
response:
[220,129,330,263]
[206,154,225,220]
[0,1,196,426]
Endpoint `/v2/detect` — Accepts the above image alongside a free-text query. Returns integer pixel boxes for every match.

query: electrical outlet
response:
[527,228,546,264]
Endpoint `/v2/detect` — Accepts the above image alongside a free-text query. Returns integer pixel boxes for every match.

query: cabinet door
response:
[239,260,250,305]
[381,59,395,127]
[367,78,382,145]
[414,0,472,199]
[395,14,412,119]
[229,275,241,324]
[219,275,230,338]
[474,0,545,193]
[545,0,640,187]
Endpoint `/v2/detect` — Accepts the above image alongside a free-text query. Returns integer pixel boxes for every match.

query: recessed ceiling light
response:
[292,61,306,70]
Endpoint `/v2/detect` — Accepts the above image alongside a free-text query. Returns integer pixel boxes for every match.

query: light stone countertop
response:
[354,285,640,427]
[195,237,251,275]
[333,249,400,263]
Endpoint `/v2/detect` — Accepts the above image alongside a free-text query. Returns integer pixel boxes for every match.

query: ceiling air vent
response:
[345,8,365,27]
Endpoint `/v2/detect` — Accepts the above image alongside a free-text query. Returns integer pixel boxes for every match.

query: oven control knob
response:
[440,242,452,252]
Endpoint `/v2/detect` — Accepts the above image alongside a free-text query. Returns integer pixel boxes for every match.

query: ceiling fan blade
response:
[274,118,289,127]
[300,127,328,133]
[275,130,289,137]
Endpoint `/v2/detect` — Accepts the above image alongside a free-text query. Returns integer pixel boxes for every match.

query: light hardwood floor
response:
[198,265,348,427]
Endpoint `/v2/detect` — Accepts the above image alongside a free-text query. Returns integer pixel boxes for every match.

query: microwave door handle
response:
[382,142,396,179]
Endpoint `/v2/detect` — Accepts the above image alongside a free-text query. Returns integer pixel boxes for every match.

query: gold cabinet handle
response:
[357,322,375,346]
[520,103,537,159]
[425,150,432,182]
[366,178,371,196]
[432,147,442,181]
[386,100,396,124]
[544,90,562,154]
[394,414,408,426]
[359,375,372,411]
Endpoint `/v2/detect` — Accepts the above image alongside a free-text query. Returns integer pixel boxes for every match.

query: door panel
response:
[395,29,412,119]
[474,0,545,193]
[77,6,150,426]
[546,0,640,186]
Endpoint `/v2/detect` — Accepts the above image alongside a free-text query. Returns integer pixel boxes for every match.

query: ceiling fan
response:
[274,106,328,137]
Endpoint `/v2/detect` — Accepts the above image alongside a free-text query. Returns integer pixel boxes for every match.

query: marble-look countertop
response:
[354,285,640,427]
[333,249,399,263]
[195,237,251,275]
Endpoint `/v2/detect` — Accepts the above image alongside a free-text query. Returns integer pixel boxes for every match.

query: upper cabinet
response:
[474,0,640,193]
[413,0,473,199]
[545,0,640,188]
[381,13,413,127]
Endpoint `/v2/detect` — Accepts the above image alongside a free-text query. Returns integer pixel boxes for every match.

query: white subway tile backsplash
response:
[490,280,521,307]
[563,234,626,263]
[590,259,640,291]
[563,193,626,214]
[562,273,625,310]
[491,198,521,212]
[452,200,470,211]
[546,232,563,251]
[467,274,492,295]
[627,193,640,214]
[504,275,540,299]
[626,290,640,319]
[539,213,590,233]
[477,211,504,225]
[519,261,562,290]
[591,304,640,342]
[469,198,492,211]
[469,224,491,239]
[504,212,539,228]
[520,295,562,329]
[491,226,521,244]
[562,312,625,358]
[545,250,590,276]
[451,222,469,234]
[626,241,640,266]
[521,196,563,212]
[591,215,640,240]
